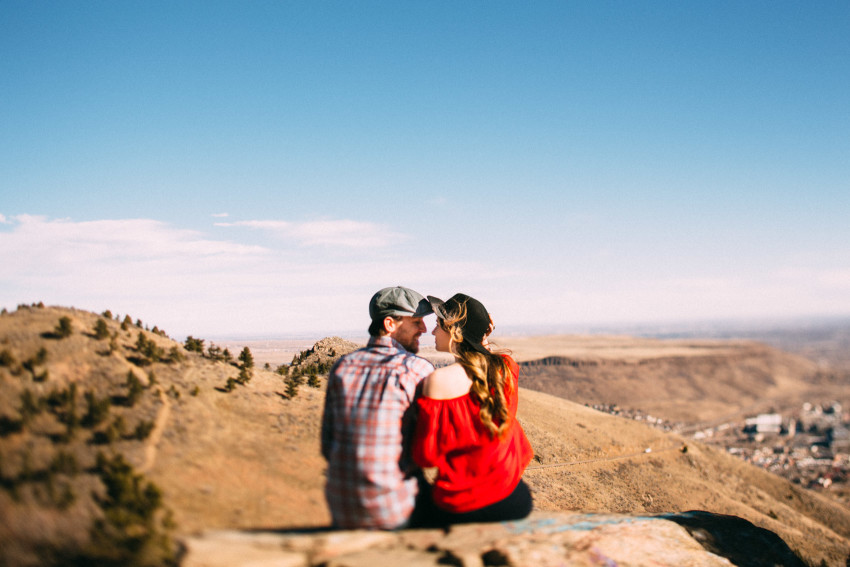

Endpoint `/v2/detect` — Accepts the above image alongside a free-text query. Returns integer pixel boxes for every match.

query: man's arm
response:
[398,358,435,473]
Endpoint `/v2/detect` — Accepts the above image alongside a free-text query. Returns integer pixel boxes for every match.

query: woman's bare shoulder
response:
[422,363,471,400]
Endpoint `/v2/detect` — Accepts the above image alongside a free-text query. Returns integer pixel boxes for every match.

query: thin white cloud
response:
[216,220,289,230]
[0,215,490,337]
[6,215,266,266]
[216,218,404,248]
[5,214,848,339]
[211,212,229,218]
[0,215,272,331]
[818,270,850,288]
[775,266,850,291]
[0,213,8,224]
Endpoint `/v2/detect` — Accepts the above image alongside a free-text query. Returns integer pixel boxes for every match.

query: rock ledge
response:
[182,510,805,567]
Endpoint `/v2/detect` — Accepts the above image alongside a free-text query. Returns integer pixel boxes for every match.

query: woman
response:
[411,293,534,525]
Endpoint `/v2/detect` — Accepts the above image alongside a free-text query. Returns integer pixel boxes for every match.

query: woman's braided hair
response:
[442,303,513,438]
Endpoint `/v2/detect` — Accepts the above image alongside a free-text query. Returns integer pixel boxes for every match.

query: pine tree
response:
[285,374,303,399]
[87,452,175,565]
[94,318,110,340]
[135,331,149,353]
[33,347,47,365]
[206,343,221,360]
[184,336,205,353]
[238,347,254,369]
[133,420,155,440]
[0,349,15,367]
[102,416,126,443]
[62,383,80,439]
[82,390,111,427]
[126,371,144,407]
[236,366,251,385]
[167,346,184,363]
[19,389,43,423]
[108,332,119,354]
[55,316,73,338]
[136,332,163,363]
[50,450,79,476]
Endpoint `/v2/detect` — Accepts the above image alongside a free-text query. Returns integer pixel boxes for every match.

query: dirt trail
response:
[139,385,172,473]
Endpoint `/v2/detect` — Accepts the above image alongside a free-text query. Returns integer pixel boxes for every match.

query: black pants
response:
[410,479,533,528]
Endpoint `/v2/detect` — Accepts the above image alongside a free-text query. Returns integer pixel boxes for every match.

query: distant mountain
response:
[1,306,848,566]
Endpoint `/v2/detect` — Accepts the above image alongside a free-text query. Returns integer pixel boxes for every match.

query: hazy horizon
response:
[206,313,850,344]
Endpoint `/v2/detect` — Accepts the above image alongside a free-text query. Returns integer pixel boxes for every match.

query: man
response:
[321,286,434,529]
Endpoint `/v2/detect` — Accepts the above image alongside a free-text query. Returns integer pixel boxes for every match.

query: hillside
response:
[519,389,850,565]
[496,335,833,423]
[1,306,849,566]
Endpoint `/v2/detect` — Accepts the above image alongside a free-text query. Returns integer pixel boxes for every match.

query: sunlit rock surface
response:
[182,510,807,567]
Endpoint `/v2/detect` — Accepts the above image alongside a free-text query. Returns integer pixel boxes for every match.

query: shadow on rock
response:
[661,511,806,567]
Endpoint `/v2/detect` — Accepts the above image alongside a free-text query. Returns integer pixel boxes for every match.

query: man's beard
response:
[400,335,419,353]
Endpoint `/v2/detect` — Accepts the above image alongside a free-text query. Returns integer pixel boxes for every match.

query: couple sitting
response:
[320,286,534,529]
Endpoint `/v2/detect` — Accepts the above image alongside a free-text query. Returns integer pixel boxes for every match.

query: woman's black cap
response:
[427,293,491,355]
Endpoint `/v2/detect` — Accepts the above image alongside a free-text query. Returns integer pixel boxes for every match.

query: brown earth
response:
[1,306,849,566]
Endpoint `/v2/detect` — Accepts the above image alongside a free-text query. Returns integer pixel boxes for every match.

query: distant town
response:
[591,400,850,507]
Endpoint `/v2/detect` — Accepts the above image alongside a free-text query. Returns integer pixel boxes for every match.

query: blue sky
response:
[2,1,849,339]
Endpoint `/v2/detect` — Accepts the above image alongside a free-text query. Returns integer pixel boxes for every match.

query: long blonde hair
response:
[442,305,513,438]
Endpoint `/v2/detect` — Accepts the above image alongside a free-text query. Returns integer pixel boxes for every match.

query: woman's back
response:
[412,355,533,513]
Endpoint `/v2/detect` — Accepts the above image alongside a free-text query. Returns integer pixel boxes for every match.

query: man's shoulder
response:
[330,342,432,368]
[373,345,434,374]
[329,346,372,371]
[362,337,433,366]
[334,345,371,360]
[401,351,435,372]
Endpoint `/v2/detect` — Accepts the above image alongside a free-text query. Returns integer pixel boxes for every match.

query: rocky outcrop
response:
[181,511,807,567]
[291,337,361,370]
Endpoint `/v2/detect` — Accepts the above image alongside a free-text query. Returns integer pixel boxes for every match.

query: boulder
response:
[182,510,805,567]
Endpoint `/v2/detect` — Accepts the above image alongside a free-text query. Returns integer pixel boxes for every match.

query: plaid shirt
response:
[321,336,434,529]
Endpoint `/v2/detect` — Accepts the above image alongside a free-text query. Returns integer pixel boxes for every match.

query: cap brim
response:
[411,298,434,318]
[426,296,449,319]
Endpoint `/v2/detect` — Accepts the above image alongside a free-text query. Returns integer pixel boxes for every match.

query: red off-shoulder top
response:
[412,355,534,513]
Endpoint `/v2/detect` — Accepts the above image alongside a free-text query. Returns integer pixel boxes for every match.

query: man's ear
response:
[383,316,398,335]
